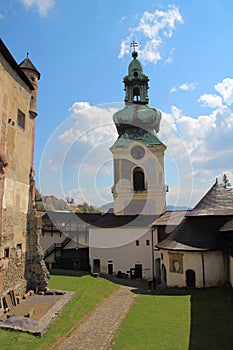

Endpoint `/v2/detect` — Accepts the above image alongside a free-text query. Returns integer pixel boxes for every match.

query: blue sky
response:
[1,0,233,209]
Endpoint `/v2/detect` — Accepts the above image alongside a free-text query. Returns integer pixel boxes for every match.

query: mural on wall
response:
[168,252,183,273]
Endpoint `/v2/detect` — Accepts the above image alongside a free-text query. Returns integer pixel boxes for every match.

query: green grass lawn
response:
[111,287,233,350]
[0,274,118,350]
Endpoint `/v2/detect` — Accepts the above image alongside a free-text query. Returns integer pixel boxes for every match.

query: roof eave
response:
[0,38,34,90]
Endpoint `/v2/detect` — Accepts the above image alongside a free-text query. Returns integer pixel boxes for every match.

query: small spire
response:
[26,52,29,58]
[216,177,218,184]
[130,41,138,59]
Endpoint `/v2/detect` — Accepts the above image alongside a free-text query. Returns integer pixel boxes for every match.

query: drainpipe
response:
[151,227,155,289]
[201,252,205,288]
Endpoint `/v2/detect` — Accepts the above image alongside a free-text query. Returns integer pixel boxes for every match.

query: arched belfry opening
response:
[133,87,140,102]
[133,167,146,191]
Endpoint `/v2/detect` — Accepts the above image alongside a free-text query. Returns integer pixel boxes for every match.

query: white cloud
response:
[160,92,233,172]
[119,5,183,64]
[170,82,197,93]
[215,78,233,105]
[0,13,4,20]
[119,16,127,24]
[59,102,118,146]
[198,94,223,108]
[159,77,233,207]
[166,47,175,63]
[21,0,55,16]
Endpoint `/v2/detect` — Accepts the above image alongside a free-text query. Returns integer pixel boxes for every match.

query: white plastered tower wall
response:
[111,48,167,216]
[111,142,166,215]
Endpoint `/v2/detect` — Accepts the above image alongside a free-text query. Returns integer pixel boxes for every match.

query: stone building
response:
[0,38,48,308]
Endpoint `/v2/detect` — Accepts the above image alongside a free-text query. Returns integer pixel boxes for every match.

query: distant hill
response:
[166,205,192,211]
[99,202,114,212]
[99,202,191,212]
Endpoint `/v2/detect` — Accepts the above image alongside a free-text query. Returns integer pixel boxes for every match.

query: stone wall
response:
[25,208,49,292]
[0,40,49,301]
[0,208,28,296]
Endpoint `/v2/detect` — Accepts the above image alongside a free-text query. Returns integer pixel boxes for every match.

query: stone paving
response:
[0,291,75,335]
[51,285,137,350]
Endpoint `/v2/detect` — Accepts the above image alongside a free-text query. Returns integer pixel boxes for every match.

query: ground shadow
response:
[188,286,233,350]
[105,278,233,350]
[149,286,233,350]
[101,275,149,291]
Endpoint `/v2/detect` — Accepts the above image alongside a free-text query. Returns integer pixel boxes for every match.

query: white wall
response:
[161,250,227,288]
[89,227,160,279]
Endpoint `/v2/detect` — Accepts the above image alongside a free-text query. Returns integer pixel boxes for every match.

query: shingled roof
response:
[219,219,233,232]
[152,210,188,226]
[156,217,221,251]
[186,182,233,217]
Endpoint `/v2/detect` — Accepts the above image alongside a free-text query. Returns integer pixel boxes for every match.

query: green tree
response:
[76,202,99,213]
[222,174,233,193]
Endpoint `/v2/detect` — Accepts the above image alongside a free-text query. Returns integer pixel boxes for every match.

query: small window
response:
[4,248,10,258]
[17,109,25,130]
[161,253,163,260]
[136,240,139,246]
[16,243,22,250]
[146,239,150,246]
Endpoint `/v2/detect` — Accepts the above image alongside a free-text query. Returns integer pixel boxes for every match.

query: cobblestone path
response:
[52,285,136,350]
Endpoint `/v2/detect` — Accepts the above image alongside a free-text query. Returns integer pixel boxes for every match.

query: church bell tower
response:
[111,43,167,215]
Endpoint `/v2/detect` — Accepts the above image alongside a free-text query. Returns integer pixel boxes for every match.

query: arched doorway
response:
[161,264,167,286]
[93,259,100,273]
[133,167,145,191]
[186,269,196,288]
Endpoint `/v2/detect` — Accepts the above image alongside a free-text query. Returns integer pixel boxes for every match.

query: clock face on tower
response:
[131,146,145,160]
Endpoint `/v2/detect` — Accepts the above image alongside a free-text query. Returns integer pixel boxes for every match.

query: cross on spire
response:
[26,52,29,58]
[130,41,138,52]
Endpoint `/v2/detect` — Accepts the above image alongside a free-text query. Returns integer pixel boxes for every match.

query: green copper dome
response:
[127,58,143,79]
[113,103,161,135]
[112,49,163,147]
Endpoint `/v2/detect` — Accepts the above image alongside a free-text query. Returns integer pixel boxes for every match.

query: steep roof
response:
[90,213,158,228]
[152,210,188,226]
[41,211,158,229]
[156,217,221,251]
[19,57,41,79]
[186,182,233,217]
[0,38,34,90]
